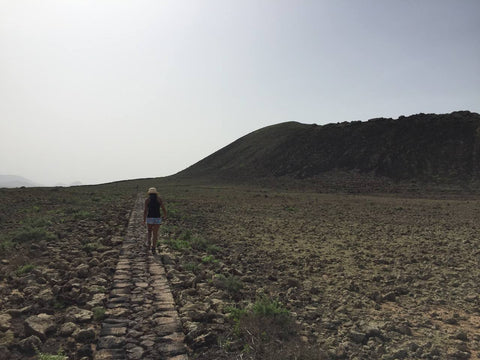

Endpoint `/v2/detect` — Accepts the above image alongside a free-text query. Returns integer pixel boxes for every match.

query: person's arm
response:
[159,198,167,220]
[143,198,149,224]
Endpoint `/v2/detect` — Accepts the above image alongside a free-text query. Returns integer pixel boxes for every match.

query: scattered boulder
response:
[76,344,94,358]
[88,258,100,267]
[447,349,471,360]
[453,331,469,342]
[0,330,14,347]
[24,313,56,341]
[127,346,144,360]
[18,335,42,354]
[180,303,210,322]
[65,307,93,323]
[35,288,54,305]
[59,322,78,337]
[76,264,90,278]
[188,332,217,350]
[0,314,12,331]
[6,305,32,317]
[74,327,96,343]
[349,330,367,344]
[162,253,176,265]
[9,289,25,303]
[391,348,409,359]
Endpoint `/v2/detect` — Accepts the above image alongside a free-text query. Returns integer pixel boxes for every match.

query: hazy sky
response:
[1,0,479,186]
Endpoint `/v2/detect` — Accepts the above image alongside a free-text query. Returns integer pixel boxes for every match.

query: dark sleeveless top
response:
[147,194,161,218]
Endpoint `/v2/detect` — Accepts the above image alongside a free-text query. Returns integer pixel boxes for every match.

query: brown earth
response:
[0,185,134,359]
[159,184,480,359]
[1,182,480,359]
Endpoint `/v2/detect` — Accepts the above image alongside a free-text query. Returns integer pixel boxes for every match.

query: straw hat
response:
[147,187,158,195]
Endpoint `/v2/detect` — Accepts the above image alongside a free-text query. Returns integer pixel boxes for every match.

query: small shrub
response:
[206,244,221,254]
[16,264,35,276]
[90,285,107,294]
[216,274,243,294]
[252,296,290,319]
[92,307,106,321]
[184,262,199,273]
[225,296,311,359]
[225,305,248,333]
[201,255,218,264]
[83,242,99,252]
[180,230,192,241]
[13,227,56,243]
[167,203,181,220]
[21,217,51,228]
[0,236,14,253]
[36,348,67,360]
[161,224,179,236]
[191,235,209,251]
[165,238,191,251]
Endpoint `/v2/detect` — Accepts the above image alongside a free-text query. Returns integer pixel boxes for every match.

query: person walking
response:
[143,187,167,254]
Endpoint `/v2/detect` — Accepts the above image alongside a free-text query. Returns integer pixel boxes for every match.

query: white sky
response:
[1,0,479,186]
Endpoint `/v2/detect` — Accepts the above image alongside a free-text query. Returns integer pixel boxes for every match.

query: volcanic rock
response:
[24,313,55,340]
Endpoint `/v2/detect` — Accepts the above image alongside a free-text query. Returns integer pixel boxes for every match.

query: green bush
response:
[184,262,199,273]
[0,236,14,253]
[13,227,56,243]
[167,203,181,220]
[36,348,67,360]
[252,296,290,319]
[20,217,52,228]
[180,230,192,241]
[206,244,221,253]
[201,255,218,264]
[92,307,106,321]
[216,274,243,295]
[191,234,209,251]
[83,242,101,252]
[16,264,35,276]
[226,305,248,324]
[223,296,309,359]
[226,296,291,335]
[90,285,107,294]
[165,238,191,251]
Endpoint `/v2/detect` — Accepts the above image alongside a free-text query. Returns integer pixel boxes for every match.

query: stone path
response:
[94,195,188,360]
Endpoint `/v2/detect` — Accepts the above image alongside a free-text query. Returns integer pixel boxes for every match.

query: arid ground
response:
[1,182,480,359]
[161,184,480,359]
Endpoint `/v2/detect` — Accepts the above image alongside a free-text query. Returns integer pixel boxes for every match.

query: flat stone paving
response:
[94,195,188,360]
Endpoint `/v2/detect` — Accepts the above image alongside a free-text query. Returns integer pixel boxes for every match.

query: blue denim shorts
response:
[146,218,162,225]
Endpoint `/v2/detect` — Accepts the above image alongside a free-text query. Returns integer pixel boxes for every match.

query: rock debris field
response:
[0,186,187,360]
[159,185,480,359]
[1,183,480,360]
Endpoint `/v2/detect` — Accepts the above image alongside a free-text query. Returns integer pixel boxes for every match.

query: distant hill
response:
[0,175,40,188]
[176,111,480,186]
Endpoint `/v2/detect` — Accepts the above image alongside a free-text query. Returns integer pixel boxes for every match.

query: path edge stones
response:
[94,195,188,360]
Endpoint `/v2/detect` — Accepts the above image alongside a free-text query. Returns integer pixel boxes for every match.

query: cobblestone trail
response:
[94,195,188,360]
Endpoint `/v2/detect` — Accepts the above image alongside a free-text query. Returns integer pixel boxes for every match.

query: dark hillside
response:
[176,111,480,184]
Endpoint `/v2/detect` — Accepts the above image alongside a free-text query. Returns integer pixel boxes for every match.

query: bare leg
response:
[146,224,153,247]
[152,224,160,253]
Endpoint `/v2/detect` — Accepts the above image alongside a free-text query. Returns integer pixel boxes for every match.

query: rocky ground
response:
[159,185,480,359]
[1,182,480,359]
[0,185,134,359]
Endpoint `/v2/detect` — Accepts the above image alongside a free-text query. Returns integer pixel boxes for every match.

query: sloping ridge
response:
[176,111,480,183]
